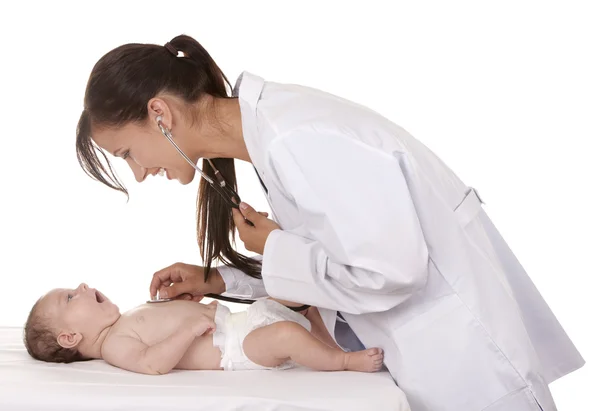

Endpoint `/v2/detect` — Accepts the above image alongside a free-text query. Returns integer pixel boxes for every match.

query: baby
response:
[23,283,384,375]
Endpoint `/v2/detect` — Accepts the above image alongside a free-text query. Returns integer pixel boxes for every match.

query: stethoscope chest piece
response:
[147,292,174,303]
[146,298,173,303]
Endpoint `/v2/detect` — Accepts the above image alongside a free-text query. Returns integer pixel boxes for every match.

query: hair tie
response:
[164,42,178,57]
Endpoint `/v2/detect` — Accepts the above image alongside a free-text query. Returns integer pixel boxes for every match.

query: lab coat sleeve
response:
[216,255,269,298]
[262,131,429,314]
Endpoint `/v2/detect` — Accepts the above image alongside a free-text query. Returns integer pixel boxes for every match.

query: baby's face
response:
[40,283,120,337]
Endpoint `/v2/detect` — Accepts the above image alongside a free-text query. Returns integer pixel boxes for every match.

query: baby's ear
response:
[57,332,83,349]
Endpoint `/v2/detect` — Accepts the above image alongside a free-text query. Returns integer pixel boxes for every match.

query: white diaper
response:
[212,299,311,371]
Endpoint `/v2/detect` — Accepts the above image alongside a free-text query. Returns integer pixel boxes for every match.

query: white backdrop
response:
[1,1,597,409]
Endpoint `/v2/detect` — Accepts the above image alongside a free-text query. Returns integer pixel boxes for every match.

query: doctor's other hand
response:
[232,202,281,255]
[149,262,224,301]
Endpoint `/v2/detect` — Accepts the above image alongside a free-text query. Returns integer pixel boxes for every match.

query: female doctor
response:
[76,35,583,411]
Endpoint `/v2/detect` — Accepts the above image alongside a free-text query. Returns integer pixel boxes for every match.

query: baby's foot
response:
[344,348,384,372]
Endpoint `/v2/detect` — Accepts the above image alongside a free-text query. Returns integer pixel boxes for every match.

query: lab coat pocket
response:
[454,187,504,271]
[454,187,484,227]
[392,293,526,411]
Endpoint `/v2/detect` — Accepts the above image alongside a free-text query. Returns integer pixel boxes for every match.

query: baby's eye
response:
[123,151,130,160]
[67,294,72,302]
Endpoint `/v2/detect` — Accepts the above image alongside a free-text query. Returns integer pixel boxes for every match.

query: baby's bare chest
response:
[114,301,217,345]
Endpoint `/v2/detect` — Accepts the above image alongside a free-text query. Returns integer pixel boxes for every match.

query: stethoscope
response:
[156,116,244,212]
[150,116,310,313]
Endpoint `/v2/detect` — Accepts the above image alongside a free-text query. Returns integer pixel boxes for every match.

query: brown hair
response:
[76,35,261,280]
[23,298,88,363]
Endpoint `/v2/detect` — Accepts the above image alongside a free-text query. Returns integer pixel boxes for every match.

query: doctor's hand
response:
[232,202,281,255]
[149,262,224,302]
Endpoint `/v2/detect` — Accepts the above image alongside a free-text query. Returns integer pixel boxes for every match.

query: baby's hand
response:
[190,315,216,337]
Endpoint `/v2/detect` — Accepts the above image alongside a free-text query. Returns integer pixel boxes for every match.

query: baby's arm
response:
[102,316,215,375]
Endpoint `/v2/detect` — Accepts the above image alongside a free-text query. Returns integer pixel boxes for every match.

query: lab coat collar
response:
[233,71,264,102]
[233,71,268,177]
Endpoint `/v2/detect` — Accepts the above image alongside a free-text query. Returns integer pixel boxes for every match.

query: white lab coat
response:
[216,72,584,411]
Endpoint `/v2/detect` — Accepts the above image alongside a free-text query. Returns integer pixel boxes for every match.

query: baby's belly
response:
[176,335,223,370]
[125,301,224,370]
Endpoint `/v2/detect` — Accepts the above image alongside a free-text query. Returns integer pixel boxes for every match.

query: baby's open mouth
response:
[95,291,105,303]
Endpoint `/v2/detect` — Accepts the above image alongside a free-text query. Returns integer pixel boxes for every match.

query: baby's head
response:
[24,283,120,363]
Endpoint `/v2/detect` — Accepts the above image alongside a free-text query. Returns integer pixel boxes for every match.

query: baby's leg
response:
[266,299,339,350]
[304,306,342,350]
[243,321,383,372]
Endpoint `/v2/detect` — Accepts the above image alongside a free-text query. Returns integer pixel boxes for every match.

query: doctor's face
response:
[92,121,197,185]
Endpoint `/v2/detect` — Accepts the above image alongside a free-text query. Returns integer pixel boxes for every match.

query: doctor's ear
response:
[56,331,83,350]
[148,98,173,129]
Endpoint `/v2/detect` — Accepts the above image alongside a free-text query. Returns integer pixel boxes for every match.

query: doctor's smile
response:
[17,33,584,411]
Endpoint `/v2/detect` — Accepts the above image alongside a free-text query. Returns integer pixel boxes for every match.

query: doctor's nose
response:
[130,163,148,183]
[125,157,148,183]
